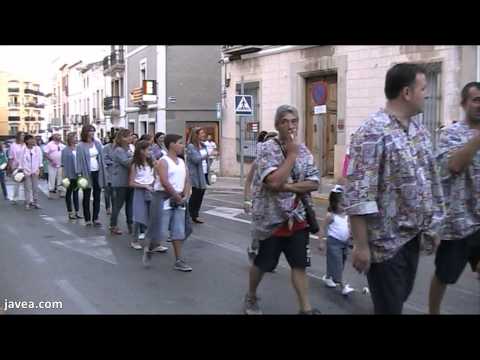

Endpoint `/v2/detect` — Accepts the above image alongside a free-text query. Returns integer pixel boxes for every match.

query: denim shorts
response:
[160,207,186,240]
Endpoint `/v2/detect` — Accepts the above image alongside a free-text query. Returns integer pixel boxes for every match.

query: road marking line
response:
[22,244,46,264]
[55,279,100,314]
[4,225,18,236]
[42,216,79,237]
[41,216,117,265]
[450,285,480,298]
[192,235,331,284]
[202,205,320,240]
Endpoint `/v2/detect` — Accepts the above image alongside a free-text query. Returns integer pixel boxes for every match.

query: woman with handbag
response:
[186,127,209,224]
[76,125,107,227]
[61,132,82,220]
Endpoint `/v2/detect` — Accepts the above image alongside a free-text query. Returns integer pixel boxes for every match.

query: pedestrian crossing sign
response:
[235,95,254,115]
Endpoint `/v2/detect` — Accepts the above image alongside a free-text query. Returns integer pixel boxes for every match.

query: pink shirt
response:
[8,142,26,169]
[45,141,65,168]
[19,146,43,176]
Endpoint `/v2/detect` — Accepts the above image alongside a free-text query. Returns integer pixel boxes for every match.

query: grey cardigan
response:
[61,146,77,179]
[76,140,107,188]
[111,145,132,187]
[186,143,209,189]
[103,143,114,184]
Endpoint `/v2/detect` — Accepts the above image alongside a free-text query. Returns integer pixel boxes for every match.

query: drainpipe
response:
[477,45,480,81]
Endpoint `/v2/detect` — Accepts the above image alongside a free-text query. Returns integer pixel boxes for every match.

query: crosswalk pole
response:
[239,76,245,187]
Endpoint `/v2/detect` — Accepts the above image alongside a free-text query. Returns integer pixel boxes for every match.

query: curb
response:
[207,187,243,192]
[312,194,329,206]
[208,186,329,206]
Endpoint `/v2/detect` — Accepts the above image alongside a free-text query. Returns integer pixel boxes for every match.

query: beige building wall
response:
[0,72,46,138]
[0,72,8,137]
[220,45,474,179]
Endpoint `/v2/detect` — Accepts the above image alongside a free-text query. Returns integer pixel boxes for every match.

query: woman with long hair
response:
[61,132,82,220]
[151,132,167,160]
[110,128,134,235]
[186,127,209,224]
[128,140,164,250]
[76,125,107,226]
[103,133,117,215]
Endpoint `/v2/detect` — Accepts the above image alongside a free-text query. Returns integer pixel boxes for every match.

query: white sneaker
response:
[152,245,168,253]
[341,284,355,296]
[138,233,146,241]
[321,275,337,288]
[130,242,143,250]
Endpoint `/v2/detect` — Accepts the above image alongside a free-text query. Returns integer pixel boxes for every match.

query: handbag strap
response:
[273,139,311,207]
[273,138,298,182]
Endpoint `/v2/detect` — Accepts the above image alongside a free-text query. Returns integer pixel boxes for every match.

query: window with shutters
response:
[412,63,442,149]
[140,60,147,86]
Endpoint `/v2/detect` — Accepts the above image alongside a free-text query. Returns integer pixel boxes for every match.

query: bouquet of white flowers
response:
[76,176,89,190]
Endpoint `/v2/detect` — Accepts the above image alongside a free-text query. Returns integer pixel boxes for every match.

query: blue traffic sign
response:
[235,95,253,115]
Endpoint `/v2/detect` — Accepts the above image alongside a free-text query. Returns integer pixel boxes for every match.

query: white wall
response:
[156,45,167,133]
[220,45,467,178]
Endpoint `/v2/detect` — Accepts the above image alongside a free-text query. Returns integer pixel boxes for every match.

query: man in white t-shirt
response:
[44,133,66,198]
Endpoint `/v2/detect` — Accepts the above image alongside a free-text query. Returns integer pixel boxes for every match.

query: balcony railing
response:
[8,116,20,122]
[38,117,45,121]
[222,45,265,58]
[24,88,44,96]
[24,116,36,122]
[8,88,20,93]
[24,102,45,109]
[81,115,90,125]
[103,49,125,74]
[104,96,120,111]
[8,102,20,108]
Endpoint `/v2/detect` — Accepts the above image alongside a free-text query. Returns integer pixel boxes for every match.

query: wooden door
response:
[305,75,337,176]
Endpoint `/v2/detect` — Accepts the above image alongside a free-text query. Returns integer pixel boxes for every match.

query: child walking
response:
[129,140,166,251]
[322,185,355,295]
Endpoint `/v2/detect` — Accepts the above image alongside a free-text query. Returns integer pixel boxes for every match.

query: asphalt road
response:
[0,179,478,314]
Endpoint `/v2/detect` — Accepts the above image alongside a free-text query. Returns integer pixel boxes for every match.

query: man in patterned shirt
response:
[345,63,445,314]
[243,105,321,315]
[429,82,480,314]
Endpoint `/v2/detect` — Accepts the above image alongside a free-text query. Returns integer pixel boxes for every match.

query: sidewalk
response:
[208,176,336,205]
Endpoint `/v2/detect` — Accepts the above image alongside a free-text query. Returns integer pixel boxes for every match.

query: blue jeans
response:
[326,236,349,284]
[160,207,186,241]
